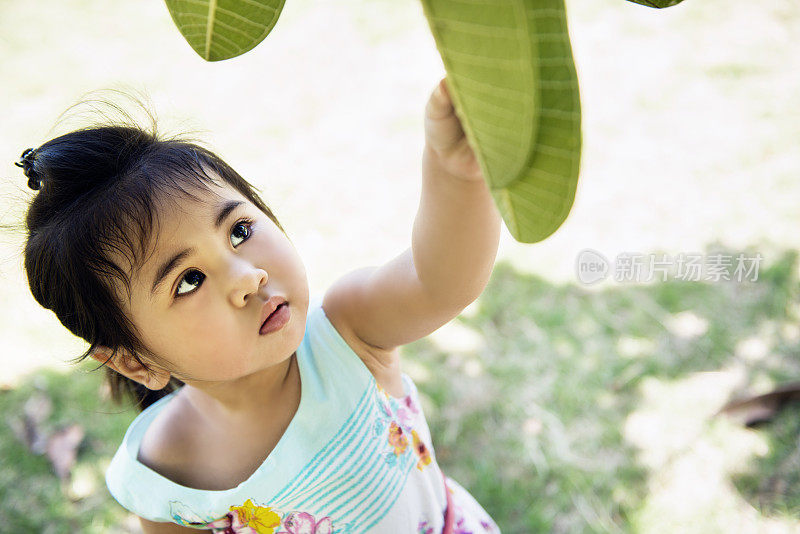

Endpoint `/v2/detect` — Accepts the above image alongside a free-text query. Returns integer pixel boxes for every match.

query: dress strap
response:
[442,471,455,534]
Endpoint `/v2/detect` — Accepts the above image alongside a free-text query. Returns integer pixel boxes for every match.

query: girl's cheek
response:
[182,294,218,333]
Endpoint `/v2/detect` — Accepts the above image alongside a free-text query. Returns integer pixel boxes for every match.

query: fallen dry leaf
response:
[46,424,85,481]
[9,392,53,454]
[716,382,800,426]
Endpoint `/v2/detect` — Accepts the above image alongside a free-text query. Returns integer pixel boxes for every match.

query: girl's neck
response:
[179,353,300,423]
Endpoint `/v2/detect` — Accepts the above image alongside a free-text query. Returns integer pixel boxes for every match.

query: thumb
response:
[426,77,454,120]
[438,77,451,102]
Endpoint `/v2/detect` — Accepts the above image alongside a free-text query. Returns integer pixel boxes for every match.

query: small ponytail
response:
[14,148,43,191]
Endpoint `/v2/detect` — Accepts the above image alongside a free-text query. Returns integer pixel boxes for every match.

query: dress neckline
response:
[123,347,309,497]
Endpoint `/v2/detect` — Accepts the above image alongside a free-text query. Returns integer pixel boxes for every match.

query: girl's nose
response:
[229,263,268,307]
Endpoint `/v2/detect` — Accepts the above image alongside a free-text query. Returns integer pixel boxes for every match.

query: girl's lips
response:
[260,302,290,335]
[259,296,287,324]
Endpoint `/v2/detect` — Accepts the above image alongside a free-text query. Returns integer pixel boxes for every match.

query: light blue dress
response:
[106,296,500,533]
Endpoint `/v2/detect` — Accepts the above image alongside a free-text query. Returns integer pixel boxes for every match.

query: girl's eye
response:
[230,219,253,247]
[175,270,205,297]
[173,218,254,299]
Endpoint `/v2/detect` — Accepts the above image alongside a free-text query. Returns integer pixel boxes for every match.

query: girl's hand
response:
[424,77,485,183]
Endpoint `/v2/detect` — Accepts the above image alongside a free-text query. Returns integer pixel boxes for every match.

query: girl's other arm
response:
[323,78,501,353]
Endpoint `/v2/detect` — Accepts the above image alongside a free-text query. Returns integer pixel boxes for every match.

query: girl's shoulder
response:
[319,295,405,398]
[135,389,225,490]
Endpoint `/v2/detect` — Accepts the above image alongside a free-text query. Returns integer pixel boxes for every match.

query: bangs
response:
[56,143,236,303]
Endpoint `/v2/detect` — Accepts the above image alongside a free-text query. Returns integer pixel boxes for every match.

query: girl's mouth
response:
[260,302,290,335]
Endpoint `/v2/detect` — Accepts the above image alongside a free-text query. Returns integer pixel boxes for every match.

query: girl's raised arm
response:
[322,78,501,354]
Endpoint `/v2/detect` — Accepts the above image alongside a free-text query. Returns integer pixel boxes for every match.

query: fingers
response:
[426,76,454,120]
[438,77,451,101]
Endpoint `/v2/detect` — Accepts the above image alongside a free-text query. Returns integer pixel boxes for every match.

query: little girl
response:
[17,78,502,533]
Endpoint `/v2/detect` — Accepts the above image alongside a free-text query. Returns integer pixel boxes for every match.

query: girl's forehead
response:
[152,182,248,239]
[157,180,238,213]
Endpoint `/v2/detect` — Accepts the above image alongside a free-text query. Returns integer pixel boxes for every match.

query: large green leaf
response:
[164,0,285,61]
[420,0,582,243]
[626,0,685,7]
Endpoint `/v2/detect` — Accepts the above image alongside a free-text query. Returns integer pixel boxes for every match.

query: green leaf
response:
[626,0,685,7]
[164,0,285,61]
[420,0,582,243]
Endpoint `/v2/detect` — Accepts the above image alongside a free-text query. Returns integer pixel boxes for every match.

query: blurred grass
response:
[2,244,799,532]
[733,407,800,519]
[0,365,137,533]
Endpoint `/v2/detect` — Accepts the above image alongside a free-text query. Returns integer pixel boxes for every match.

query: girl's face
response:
[123,180,309,385]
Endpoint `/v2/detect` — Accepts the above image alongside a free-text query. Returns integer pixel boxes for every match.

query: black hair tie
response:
[14,148,41,190]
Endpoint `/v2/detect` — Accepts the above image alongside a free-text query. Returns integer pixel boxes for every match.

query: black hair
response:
[19,101,286,411]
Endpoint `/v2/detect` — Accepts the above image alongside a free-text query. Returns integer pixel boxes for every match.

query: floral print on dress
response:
[228,499,282,533]
[387,421,409,455]
[444,486,503,534]
[453,517,475,534]
[417,506,494,534]
[375,382,433,471]
[396,394,419,429]
[376,384,394,417]
[168,500,333,534]
[376,383,420,429]
[169,501,221,528]
[411,429,432,471]
[284,511,333,534]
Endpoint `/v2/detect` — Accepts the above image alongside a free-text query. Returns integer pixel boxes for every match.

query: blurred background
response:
[1,0,799,532]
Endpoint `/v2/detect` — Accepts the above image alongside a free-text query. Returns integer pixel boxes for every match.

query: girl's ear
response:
[89,347,172,391]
